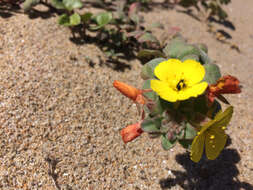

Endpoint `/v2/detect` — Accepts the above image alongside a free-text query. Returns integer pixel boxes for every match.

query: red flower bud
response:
[207,75,241,103]
[120,123,143,143]
[113,80,145,104]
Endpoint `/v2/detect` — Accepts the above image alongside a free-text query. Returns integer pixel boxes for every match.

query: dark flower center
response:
[176,79,186,91]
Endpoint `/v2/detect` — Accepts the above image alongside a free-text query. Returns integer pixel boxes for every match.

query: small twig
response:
[45,156,61,190]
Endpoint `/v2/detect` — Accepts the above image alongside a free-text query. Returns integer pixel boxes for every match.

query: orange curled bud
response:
[113,80,146,104]
[120,122,143,143]
[207,75,241,103]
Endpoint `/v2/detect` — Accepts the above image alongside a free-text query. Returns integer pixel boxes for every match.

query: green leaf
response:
[69,13,81,26]
[140,58,166,80]
[137,49,166,60]
[142,80,157,100]
[194,95,208,115]
[128,2,139,25]
[203,63,221,84]
[138,32,159,44]
[181,54,199,62]
[184,122,197,139]
[220,0,231,5]
[50,0,65,9]
[81,12,93,23]
[22,0,40,12]
[196,43,208,53]
[141,117,162,133]
[91,12,113,30]
[177,45,201,61]
[159,124,170,134]
[161,134,177,150]
[198,48,211,65]
[149,96,165,117]
[217,6,228,20]
[163,34,207,63]
[140,64,155,80]
[129,14,139,25]
[59,13,80,27]
[164,35,211,65]
[176,126,185,139]
[142,80,167,117]
[63,0,83,11]
[58,14,71,26]
[178,139,192,149]
[163,35,186,58]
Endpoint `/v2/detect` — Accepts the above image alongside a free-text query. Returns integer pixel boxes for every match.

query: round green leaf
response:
[142,80,157,100]
[81,12,93,23]
[50,0,65,9]
[177,45,201,60]
[161,134,176,150]
[203,63,221,84]
[196,43,208,53]
[141,118,162,133]
[140,58,166,80]
[138,32,159,43]
[198,48,211,65]
[70,13,81,26]
[22,0,40,12]
[137,49,166,60]
[184,122,197,140]
[58,14,71,26]
[181,54,199,62]
[91,12,113,30]
[149,97,165,117]
[163,35,186,58]
[63,0,83,11]
[178,139,192,149]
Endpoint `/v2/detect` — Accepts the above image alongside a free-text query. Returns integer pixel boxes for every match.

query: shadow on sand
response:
[159,137,253,190]
[0,3,22,18]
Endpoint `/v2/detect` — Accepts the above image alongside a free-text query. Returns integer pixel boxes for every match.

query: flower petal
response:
[150,80,178,102]
[181,60,206,86]
[190,133,205,163]
[154,59,182,82]
[205,128,227,160]
[200,106,233,134]
[177,82,208,100]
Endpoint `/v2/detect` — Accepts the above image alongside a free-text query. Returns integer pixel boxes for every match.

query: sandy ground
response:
[0,0,252,189]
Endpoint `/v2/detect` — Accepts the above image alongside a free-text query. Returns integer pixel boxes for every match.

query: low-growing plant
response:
[18,0,233,59]
[177,0,231,21]
[113,34,241,162]
[21,0,163,59]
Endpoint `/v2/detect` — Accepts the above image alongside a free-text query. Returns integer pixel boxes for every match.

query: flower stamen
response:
[176,79,186,91]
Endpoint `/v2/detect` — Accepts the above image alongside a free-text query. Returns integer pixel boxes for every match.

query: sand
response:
[0,0,252,189]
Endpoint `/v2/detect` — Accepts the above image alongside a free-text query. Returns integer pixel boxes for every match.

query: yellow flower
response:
[190,106,233,163]
[150,59,208,102]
